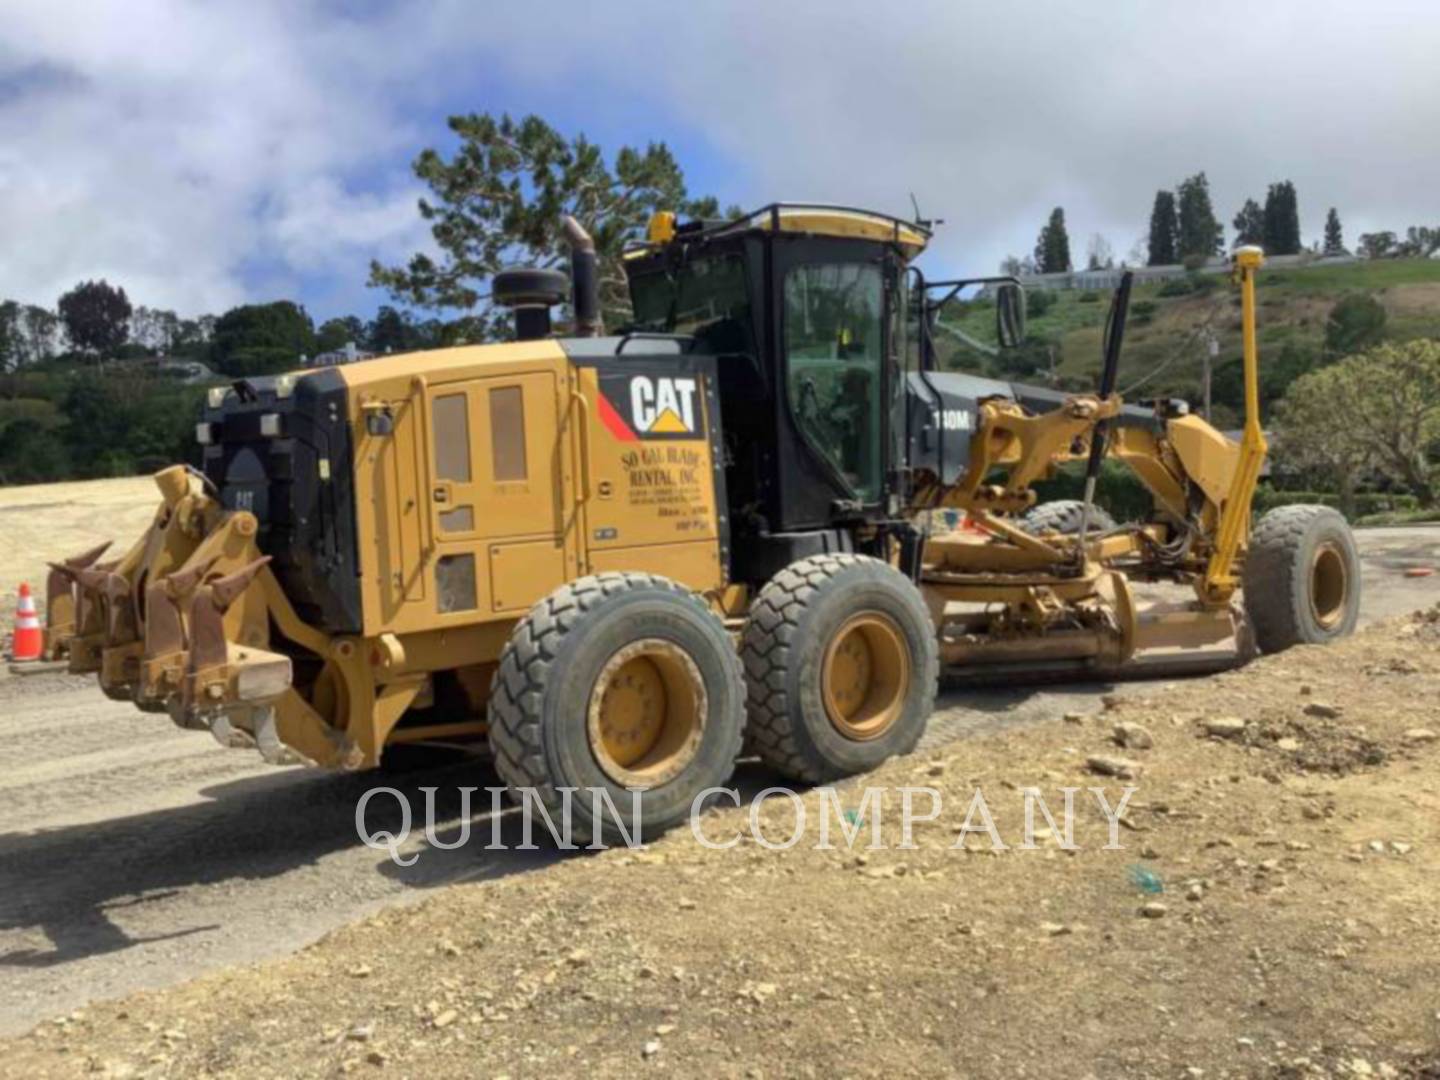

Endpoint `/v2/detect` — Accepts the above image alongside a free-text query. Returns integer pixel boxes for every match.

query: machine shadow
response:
[0,758,544,969]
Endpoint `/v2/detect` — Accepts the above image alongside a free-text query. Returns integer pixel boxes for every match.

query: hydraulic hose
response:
[1075,270,1134,550]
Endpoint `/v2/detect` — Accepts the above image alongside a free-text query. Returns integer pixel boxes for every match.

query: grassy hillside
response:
[938,257,1440,428]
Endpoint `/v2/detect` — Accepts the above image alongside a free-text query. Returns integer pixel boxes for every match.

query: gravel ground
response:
[1,608,1439,1078]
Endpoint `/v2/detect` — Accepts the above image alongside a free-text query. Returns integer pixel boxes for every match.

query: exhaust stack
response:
[562,215,603,337]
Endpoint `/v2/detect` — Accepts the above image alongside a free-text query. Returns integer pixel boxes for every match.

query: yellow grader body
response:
[45,208,1360,839]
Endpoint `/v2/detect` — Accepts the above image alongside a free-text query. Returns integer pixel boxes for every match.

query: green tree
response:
[210,301,316,377]
[1323,207,1345,256]
[1342,340,1440,506]
[316,315,366,354]
[129,306,184,353]
[1232,198,1264,246]
[370,113,735,337]
[60,371,204,478]
[1032,207,1071,273]
[0,397,69,483]
[1273,364,1373,519]
[1357,231,1396,259]
[367,306,417,353]
[1176,173,1223,260]
[1323,293,1386,356]
[1262,181,1301,255]
[1395,226,1440,257]
[1146,190,1179,266]
[1084,233,1113,271]
[1,304,62,370]
[0,302,21,374]
[57,280,132,359]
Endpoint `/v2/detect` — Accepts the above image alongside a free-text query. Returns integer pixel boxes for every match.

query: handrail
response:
[570,388,593,503]
[410,374,437,558]
[614,331,694,355]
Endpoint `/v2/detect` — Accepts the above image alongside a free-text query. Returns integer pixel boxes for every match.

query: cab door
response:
[772,245,893,527]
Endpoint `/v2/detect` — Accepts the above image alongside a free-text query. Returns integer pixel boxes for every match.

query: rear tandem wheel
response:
[740,554,939,783]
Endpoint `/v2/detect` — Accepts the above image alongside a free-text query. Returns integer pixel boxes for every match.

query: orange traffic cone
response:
[11,583,43,662]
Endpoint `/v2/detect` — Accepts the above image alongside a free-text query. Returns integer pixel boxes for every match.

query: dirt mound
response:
[1409,603,1440,644]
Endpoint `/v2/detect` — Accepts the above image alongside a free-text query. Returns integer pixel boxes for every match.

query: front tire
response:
[488,573,745,844]
[741,554,938,783]
[1019,499,1118,536]
[1243,505,1361,653]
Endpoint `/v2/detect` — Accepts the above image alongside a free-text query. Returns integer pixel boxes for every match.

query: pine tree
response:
[1176,173,1223,261]
[1262,181,1302,255]
[1146,190,1179,266]
[1323,207,1345,255]
[1233,198,1264,246]
[1032,207,1072,274]
[370,112,733,336]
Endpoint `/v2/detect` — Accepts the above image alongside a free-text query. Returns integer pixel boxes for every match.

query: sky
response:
[2,0,1438,324]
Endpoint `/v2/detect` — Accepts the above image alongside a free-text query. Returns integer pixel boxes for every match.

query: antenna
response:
[908,192,944,231]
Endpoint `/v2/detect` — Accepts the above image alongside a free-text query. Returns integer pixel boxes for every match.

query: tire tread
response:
[739,554,937,783]
[487,572,744,807]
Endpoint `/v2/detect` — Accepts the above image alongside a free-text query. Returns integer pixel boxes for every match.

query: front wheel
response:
[740,554,938,783]
[1242,505,1361,653]
[1019,499,1118,536]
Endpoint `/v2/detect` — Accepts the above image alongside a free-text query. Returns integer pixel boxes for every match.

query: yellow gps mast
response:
[1202,245,1268,602]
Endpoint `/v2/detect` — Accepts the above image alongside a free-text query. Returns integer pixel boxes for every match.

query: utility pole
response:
[1202,328,1218,421]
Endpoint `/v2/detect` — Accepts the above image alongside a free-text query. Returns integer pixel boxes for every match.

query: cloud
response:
[438,0,1440,275]
[0,0,432,317]
[2,0,1437,321]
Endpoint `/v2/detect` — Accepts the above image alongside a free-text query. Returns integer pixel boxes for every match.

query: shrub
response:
[1130,300,1157,325]
[1157,277,1193,298]
[1031,460,1154,523]
[1252,486,1419,521]
[1324,293,1387,356]
[1077,291,1101,303]
[1354,508,1440,526]
[1026,290,1056,318]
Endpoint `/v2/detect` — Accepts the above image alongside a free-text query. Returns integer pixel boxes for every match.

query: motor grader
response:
[46,204,1361,839]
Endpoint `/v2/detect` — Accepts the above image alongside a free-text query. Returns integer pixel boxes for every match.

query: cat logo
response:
[631,376,697,434]
[595,371,706,442]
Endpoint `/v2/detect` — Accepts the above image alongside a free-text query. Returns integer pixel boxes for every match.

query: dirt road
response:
[0,501,1435,1037]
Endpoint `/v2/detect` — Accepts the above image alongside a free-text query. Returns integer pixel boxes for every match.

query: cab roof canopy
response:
[630,202,932,261]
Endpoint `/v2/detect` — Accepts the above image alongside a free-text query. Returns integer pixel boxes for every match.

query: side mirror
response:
[996,282,1026,348]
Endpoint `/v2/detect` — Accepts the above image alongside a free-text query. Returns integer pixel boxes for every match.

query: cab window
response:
[783,263,884,501]
[629,254,754,355]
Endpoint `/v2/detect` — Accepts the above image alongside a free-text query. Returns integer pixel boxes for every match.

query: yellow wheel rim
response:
[1310,542,1348,629]
[587,639,706,786]
[821,613,910,742]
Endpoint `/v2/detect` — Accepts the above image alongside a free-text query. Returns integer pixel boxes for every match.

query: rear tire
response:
[741,554,938,783]
[1020,499,1118,536]
[488,573,745,844]
[1243,505,1361,653]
